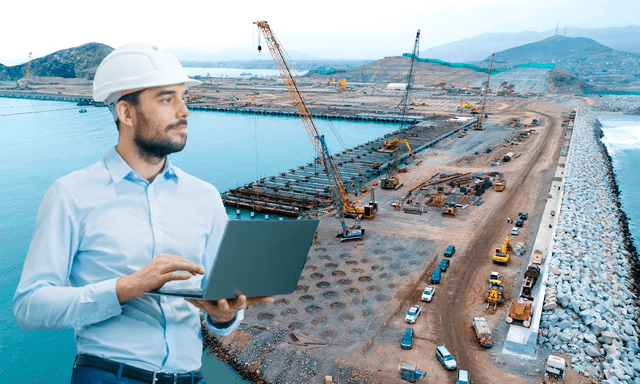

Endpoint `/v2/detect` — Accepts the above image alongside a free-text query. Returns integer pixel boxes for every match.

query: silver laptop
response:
[148,219,319,300]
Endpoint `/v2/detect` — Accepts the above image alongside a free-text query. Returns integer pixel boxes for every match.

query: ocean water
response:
[182,67,299,78]
[599,114,640,259]
[0,97,395,383]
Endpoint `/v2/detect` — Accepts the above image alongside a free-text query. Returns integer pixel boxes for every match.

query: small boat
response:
[79,108,87,113]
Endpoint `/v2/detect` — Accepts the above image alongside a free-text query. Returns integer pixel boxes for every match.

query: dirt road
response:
[440,100,568,383]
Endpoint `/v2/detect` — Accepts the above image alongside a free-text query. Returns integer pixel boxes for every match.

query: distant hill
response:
[489,35,615,64]
[421,25,640,63]
[0,43,113,82]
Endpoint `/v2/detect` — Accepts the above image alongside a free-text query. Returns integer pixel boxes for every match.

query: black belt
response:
[74,354,204,384]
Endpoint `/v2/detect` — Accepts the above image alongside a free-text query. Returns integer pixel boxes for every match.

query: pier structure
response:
[222,117,475,216]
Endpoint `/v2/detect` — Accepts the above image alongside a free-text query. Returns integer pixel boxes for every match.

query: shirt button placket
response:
[146,183,164,258]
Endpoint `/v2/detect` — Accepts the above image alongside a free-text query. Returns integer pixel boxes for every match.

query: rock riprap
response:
[537,109,640,383]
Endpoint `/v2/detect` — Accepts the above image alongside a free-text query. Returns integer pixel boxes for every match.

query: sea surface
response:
[182,67,307,79]
[0,97,395,383]
[599,113,640,257]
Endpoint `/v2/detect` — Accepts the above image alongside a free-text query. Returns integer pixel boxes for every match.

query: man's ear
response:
[116,101,134,127]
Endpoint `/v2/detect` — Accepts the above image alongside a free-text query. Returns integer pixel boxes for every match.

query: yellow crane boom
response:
[254,20,377,219]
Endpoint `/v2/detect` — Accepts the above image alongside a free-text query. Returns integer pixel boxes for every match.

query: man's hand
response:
[116,253,204,303]
[186,295,274,324]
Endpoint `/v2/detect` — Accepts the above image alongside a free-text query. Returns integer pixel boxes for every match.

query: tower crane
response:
[254,21,377,239]
[475,53,494,130]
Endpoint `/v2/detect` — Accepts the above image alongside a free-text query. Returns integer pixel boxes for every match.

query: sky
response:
[1,0,638,65]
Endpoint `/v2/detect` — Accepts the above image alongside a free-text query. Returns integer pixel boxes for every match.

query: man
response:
[13,43,272,384]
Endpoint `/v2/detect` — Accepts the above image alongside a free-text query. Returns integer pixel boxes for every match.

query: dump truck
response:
[506,297,533,327]
[543,355,566,383]
[399,363,427,383]
[494,178,506,191]
[521,264,540,297]
[472,317,493,347]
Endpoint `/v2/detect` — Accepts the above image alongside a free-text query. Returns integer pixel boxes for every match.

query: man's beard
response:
[134,109,187,160]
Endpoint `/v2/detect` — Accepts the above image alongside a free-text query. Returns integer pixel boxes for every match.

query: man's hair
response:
[115,90,143,131]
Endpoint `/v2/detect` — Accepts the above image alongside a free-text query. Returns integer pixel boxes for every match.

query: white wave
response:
[599,117,640,154]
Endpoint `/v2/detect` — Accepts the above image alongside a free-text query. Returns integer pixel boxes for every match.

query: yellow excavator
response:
[493,234,512,264]
[379,138,413,155]
[460,99,480,115]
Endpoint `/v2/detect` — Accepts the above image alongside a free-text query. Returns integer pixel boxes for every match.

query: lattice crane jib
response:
[477,53,495,129]
[398,30,420,126]
[254,21,358,215]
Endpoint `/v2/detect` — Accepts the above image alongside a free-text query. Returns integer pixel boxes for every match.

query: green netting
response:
[402,54,555,74]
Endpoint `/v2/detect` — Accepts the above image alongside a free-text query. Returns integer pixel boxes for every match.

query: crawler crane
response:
[254,21,377,239]
[379,139,414,190]
[383,30,420,190]
[474,53,495,130]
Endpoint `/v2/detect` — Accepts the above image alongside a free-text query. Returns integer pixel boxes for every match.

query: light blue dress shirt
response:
[14,146,242,373]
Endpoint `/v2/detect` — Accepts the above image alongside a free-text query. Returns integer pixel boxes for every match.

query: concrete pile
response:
[591,95,640,114]
[537,110,640,383]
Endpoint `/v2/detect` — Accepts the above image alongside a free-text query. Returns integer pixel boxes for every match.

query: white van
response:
[456,369,470,384]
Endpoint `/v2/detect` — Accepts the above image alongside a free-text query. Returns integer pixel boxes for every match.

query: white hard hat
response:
[93,43,201,109]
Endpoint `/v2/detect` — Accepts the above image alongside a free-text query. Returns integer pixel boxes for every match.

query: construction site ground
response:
[2,78,591,383]
[208,87,592,383]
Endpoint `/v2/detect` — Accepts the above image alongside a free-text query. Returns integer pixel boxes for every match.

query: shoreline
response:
[594,119,640,293]
[537,107,640,382]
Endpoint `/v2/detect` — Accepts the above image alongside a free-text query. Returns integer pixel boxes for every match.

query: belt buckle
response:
[151,371,179,384]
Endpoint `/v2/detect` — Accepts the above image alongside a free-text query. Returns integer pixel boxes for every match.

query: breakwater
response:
[537,109,640,383]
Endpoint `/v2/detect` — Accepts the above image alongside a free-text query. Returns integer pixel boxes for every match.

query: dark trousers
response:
[70,358,206,384]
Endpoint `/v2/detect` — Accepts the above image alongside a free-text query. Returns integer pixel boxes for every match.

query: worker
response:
[13,43,273,384]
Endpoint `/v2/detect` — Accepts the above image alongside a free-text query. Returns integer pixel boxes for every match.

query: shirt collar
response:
[104,146,178,184]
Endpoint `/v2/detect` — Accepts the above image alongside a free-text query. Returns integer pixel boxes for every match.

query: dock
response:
[222,117,475,215]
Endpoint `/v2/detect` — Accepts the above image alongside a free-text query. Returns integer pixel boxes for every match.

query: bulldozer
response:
[442,202,456,216]
[492,234,512,264]
[485,272,503,310]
